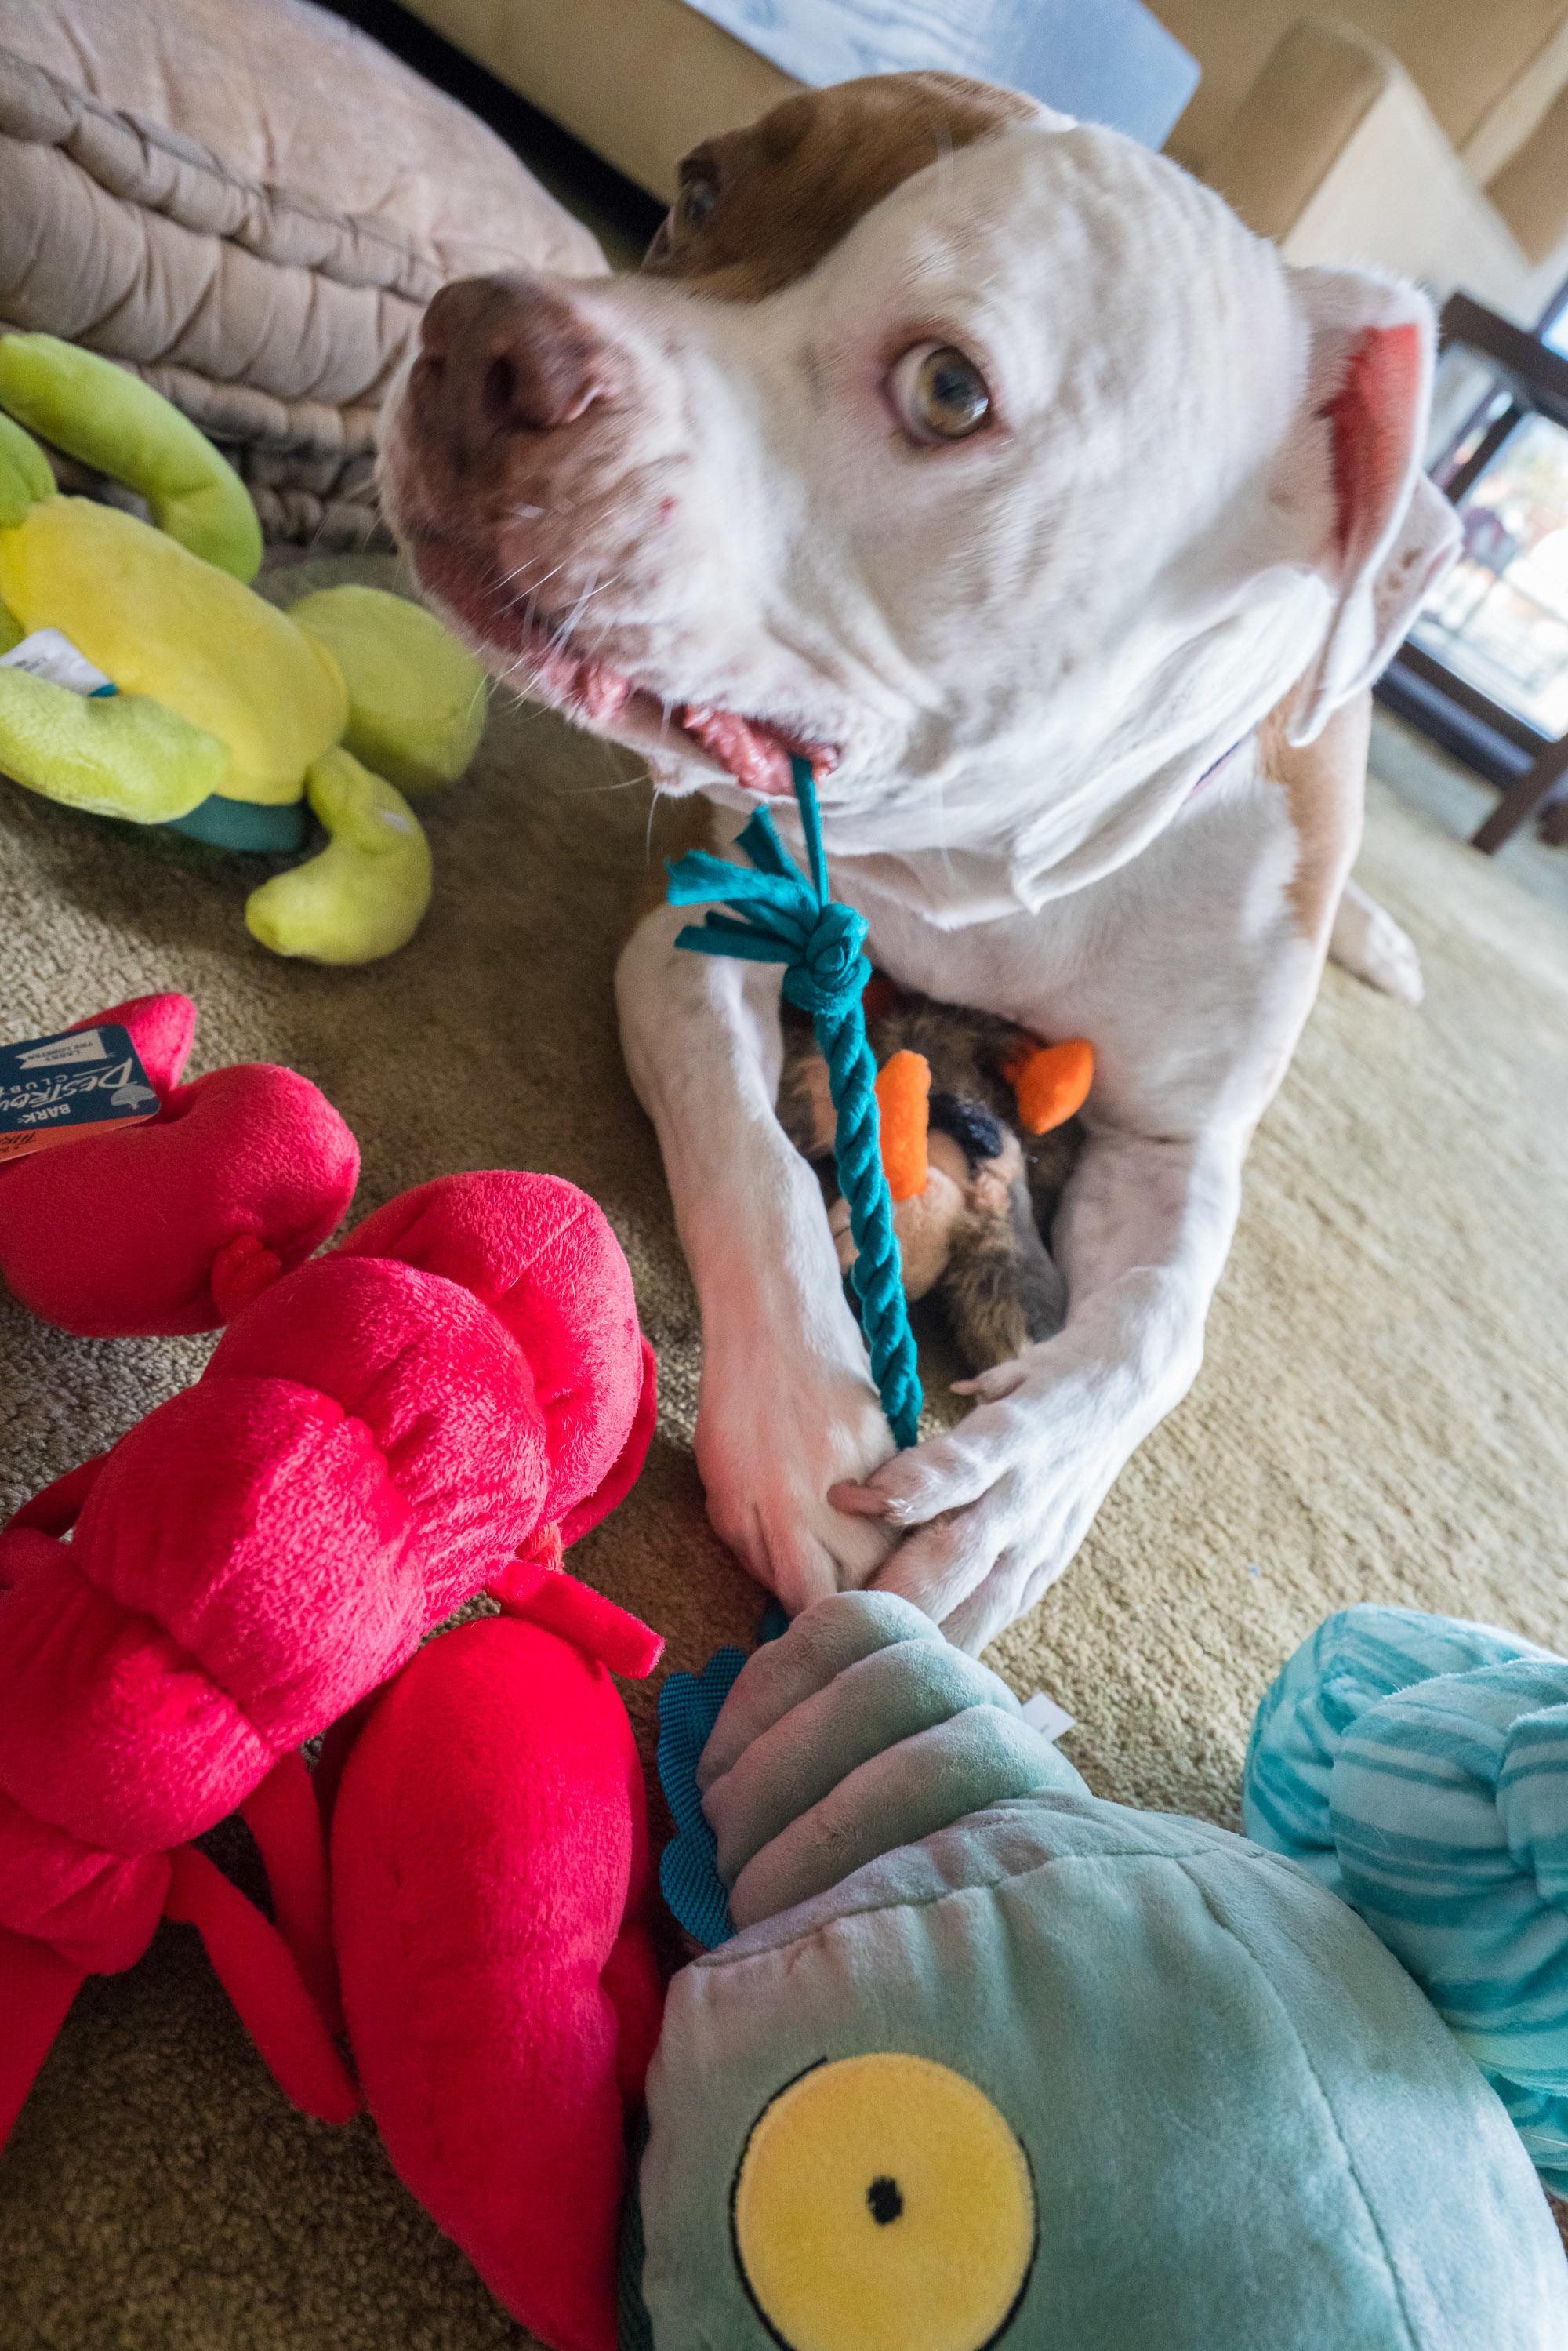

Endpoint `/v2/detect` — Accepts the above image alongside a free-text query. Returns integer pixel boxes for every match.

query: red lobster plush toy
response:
[0,1168,658,2218]
[0,991,360,1334]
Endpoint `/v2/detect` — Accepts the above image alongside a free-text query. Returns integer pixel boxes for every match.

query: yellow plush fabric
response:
[0,337,481,963]
[0,666,227,819]
[0,409,55,527]
[289,584,488,794]
[0,497,347,803]
[731,2055,1036,2351]
[245,745,433,963]
[0,333,263,580]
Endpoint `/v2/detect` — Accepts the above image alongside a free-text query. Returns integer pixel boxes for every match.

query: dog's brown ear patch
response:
[1258,683,1369,950]
[643,71,1036,301]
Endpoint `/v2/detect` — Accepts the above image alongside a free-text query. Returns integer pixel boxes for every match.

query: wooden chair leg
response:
[1472,732,1568,852]
[1541,798,1568,848]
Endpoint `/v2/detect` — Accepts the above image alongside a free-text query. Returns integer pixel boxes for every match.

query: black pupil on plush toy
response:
[929,1092,1005,1169]
[867,2175,904,2226]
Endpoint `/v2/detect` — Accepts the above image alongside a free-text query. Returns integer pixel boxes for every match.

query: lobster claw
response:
[0,993,359,1336]
[329,1593,665,2351]
[0,1161,658,2200]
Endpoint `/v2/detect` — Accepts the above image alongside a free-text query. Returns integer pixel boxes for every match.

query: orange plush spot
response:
[875,1051,931,1201]
[1004,1037,1094,1135]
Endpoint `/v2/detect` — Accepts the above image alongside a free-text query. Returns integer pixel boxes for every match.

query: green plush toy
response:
[633,1592,1568,2350]
[0,334,487,963]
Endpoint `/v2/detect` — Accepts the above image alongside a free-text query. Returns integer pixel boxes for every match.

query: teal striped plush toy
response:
[1245,1602,1568,2194]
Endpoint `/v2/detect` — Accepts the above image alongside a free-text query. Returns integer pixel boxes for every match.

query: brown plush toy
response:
[777,982,1094,1373]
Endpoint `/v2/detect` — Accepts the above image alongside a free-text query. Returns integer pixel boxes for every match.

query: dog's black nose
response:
[414,273,612,469]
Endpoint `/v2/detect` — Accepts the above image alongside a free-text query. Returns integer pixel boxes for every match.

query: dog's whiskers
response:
[541,570,601,663]
[566,569,624,621]
[491,555,569,601]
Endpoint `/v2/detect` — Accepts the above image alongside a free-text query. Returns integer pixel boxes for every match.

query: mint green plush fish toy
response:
[628,1591,1568,2350]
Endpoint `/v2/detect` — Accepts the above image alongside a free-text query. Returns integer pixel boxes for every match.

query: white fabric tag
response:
[1021,1690,1075,1742]
[15,1028,109,1071]
[0,627,114,696]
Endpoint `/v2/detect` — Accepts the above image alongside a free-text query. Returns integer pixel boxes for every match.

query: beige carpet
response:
[1,556,1566,2349]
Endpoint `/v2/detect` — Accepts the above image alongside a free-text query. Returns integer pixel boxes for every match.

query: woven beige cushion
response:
[0,0,606,542]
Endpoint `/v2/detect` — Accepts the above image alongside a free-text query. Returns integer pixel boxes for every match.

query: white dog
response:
[382,73,1457,1651]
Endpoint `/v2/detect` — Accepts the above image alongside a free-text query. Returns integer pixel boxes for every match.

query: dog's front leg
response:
[833,1124,1246,1652]
[617,900,900,1607]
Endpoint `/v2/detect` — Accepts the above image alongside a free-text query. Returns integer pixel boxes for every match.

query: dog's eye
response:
[889,344,992,445]
[677,174,719,232]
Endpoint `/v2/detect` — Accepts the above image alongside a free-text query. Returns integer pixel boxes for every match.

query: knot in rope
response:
[781,898,869,1019]
[666,761,921,1452]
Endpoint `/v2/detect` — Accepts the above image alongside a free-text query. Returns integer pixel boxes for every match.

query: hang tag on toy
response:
[0,1022,159,1165]
[0,628,116,697]
[1021,1689,1076,1742]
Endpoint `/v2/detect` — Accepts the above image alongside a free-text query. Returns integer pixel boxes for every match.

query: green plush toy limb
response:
[0,412,56,529]
[245,745,432,963]
[0,664,228,820]
[0,335,263,582]
[288,585,488,794]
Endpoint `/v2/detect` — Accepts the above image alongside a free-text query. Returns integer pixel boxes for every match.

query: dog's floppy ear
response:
[1282,269,1460,747]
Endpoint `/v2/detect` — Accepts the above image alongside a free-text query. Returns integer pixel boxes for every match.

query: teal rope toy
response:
[665,757,922,1448]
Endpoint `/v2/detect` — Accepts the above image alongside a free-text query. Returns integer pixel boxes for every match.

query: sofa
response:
[402,0,1568,320]
[0,0,604,542]
[1166,5,1568,320]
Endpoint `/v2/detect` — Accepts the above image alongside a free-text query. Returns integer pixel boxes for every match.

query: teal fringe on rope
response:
[666,757,922,1449]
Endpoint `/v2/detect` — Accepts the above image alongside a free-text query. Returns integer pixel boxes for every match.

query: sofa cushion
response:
[1160,0,1568,177]
[0,0,606,543]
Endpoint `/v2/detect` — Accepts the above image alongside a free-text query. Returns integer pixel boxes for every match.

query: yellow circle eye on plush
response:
[731,2053,1036,2351]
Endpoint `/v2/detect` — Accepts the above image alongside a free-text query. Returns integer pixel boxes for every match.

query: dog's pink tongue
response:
[679,704,794,796]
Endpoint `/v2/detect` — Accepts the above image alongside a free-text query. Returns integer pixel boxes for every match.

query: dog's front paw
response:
[695,1333,900,1613]
[832,1363,1112,1652]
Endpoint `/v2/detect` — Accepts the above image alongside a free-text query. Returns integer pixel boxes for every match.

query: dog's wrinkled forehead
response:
[643,71,1041,299]
[643,75,1294,493]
